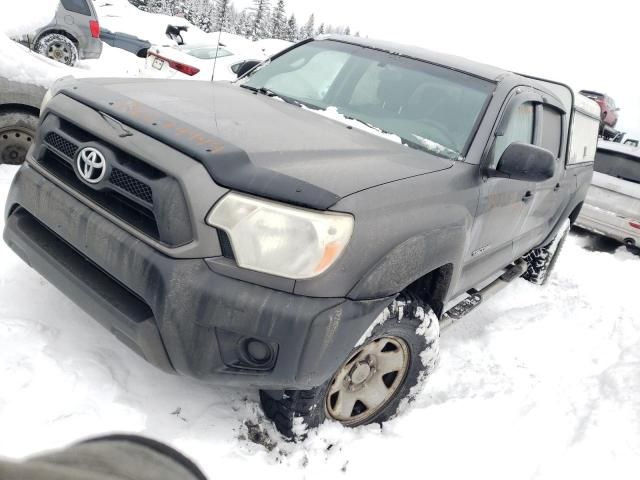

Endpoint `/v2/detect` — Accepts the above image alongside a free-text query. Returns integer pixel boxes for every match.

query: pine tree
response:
[249,0,271,40]
[141,0,163,12]
[214,0,232,32]
[270,0,287,39]
[301,13,315,39]
[238,9,255,37]
[286,14,298,42]
[128,0,148,9]
[129,0,363,41]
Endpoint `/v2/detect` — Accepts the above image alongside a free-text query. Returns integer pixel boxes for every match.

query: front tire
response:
[260,296,440,439]
[523,219,570,285]
[35,33,78,66]
[0,111,38,165]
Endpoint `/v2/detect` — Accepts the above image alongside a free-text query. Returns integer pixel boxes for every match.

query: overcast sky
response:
[237,0,640,139]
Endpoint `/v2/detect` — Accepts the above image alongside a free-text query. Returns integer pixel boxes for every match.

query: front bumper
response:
[575,203,640,246]
[3,163,391,389]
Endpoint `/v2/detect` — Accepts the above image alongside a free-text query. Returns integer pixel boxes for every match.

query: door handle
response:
[522,191,534,202]
[553,183,561,192]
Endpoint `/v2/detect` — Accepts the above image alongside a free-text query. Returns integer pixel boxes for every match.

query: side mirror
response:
[235,60,262,78]
[491,142,555,182]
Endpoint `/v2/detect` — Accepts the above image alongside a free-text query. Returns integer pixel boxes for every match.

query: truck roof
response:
[323,35,577,110]
[323,35,509,82]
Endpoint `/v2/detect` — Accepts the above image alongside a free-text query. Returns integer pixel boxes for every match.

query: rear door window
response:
[540,106,563,158]
[61,0,92,16]
[594,150,640,184]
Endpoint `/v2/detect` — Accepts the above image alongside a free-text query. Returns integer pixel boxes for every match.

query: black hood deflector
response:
[60,85,341,210]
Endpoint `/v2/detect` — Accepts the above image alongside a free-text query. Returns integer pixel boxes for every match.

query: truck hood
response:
[60,78,454,208]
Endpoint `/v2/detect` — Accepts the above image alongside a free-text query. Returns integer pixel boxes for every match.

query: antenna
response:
[211,3,227,83]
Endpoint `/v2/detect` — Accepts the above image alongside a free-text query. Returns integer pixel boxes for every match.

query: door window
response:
[61,0,92,16]
[540,106,563,158]
[490,102,535,168]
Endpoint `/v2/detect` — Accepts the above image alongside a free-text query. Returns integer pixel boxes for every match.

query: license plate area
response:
[152,57,164,70]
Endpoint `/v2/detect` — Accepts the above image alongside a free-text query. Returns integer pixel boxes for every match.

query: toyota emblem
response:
[76,147,107,184]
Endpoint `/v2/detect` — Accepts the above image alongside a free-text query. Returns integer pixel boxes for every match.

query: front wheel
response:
[260,296,440,439]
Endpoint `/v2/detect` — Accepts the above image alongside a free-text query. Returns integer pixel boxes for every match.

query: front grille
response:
[38,116,193,246]
[39,149,161,240]
[110,168,153,204]
[44,132,78,158]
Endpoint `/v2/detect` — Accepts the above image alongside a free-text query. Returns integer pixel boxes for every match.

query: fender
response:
[0,78,45,112]
[348,224,467,301]
[35,29,79,47]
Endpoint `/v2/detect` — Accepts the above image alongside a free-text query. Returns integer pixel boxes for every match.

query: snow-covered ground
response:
[0,0,140,83]
[95,0,205,46]
[1,163,638,478]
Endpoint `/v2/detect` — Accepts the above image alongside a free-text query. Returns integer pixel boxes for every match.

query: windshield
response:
[241,40,494,159]
[179,45,233,60]
[595,149,640,184]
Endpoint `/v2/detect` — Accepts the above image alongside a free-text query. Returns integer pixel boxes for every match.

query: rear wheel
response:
[35,33,78,66]
[260,296,440,439]
[523,219,570,285]
[0,111,38,165]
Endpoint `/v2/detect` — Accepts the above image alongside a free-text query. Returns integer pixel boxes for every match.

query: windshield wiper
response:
[240,84,305,108]
[239,84,259,93]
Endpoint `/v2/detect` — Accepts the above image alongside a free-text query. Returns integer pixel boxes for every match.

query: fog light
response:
[237,337,275,369]
[246,339,271,363]
[216,328,278,372]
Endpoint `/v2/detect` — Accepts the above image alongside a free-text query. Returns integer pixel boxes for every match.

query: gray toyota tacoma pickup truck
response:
[3,36,599,438]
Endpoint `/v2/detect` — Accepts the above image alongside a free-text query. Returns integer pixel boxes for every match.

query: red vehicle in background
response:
[579,90,619,128]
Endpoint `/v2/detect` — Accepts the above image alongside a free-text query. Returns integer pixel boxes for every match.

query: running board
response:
[442,260,528,327]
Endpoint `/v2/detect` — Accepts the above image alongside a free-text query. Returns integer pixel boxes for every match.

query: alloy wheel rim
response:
[0,126,34,165]
[47,42,71,64]
[325,336,410,426]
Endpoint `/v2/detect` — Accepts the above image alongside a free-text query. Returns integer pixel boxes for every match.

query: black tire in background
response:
[260,296,441,440]
[0,111,39,165]
[523,219,570,285]
[35,33,79,66]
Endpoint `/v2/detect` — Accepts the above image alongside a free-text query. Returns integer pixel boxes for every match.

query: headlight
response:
[207,193,354,279]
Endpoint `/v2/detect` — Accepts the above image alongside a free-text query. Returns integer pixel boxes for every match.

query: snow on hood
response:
[312,106,405,146]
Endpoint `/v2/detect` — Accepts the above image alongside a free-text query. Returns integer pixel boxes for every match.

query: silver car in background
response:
[575,140,640,251]
[0,76,45,165]
[19,0,102,66]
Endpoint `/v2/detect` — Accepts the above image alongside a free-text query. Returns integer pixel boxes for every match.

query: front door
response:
[460,91,538,293]
[515,99,572,256]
